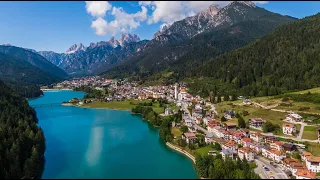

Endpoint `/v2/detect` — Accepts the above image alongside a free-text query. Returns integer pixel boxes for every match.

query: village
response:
[59,78,320,179]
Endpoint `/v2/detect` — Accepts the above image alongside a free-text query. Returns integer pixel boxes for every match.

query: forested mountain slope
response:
[189,13,320,97]
[0,45,68,79]
[0,80,45,179]
[100,1,296,79]
[0,52,61,98]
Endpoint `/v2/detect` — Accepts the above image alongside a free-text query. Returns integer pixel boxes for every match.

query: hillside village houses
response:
[283,123,297,135]
[238,147,255,162]
[286,113,303,122]
[248,117,265,130]
[64,77,320,179]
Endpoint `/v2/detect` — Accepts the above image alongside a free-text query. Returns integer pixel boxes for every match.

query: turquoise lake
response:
[28,90,197,179]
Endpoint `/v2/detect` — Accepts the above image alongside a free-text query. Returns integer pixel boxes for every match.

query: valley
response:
[2,1,320,179]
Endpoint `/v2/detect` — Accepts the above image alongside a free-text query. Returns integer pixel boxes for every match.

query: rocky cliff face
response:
[37,33,146,76]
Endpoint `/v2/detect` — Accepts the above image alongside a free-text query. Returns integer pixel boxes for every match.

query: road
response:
[255,156,288,179]
[181,101,209,135]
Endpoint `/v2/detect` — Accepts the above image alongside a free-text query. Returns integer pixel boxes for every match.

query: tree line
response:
[0,80,46,179]
[195,154,260,179]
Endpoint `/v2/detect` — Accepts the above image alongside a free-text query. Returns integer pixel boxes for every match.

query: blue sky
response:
[0,1,319,53]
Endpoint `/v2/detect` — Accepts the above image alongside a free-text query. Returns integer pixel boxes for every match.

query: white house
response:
[270,141,284,151]
[240,137,252,147]
[207,124,216,133]
[262,148,285,163]
[302,152,313,162]
[221,149,235,160]
[238,147,255,162]
[182,132,197,144]
[248,118,265,130]
[286,113,303,122]
[184,118,193,127]
[165,107,171,115]
[222,140,238,152]
[205,133,215,144]
[203,116,213,125]
[195,103,202,110]
[282,158,305,175]
[295,169,316,179]
[250,132,264,143]
[306,156,320,173]
[282,123,297,135]
[196,117,203,125]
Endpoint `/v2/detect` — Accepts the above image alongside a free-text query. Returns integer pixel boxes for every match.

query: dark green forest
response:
[101,6,295,85]
[187,13,320,97]
[0,80,45,179]
[195,154,260,179]
[0,52,62,98]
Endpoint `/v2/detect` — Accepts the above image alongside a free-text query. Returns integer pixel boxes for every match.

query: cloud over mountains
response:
[86,1,268,36]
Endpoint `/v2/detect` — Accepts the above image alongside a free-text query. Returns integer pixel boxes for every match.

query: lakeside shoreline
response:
[61,102,131,111]
[166,142,196,164]
[41,88,72,91]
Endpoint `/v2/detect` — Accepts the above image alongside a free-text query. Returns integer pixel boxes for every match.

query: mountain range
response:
[26,1,295,79]
[5,1,320,99]
[99,1,296,79]
[34,33,146,76]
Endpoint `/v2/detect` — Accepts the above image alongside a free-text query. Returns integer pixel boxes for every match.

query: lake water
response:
[28,90,197,179]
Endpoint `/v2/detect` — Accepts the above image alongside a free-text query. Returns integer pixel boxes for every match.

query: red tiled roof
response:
[306,156,320,163]
[302,152,312,157]
[269,149,283,156]
[249,118,264,122]
[274,141,284,146]
[282,123,295,128]
[183,132,196,139]
[295,169,316,179]
[242,137,252,143]
[238,147,253,153]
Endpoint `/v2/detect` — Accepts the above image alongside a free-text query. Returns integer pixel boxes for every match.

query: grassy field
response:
[302,126,319,140]
[215,101,286,127]
[83,99,178,115]
[195,146,216,156]
[171,127,183,138]
[307,142,320,156]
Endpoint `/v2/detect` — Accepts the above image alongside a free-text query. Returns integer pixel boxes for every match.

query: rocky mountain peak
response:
[229,1,256,8]
[119,33,140,46]
[65,43,86,54]
[107,36,120,48]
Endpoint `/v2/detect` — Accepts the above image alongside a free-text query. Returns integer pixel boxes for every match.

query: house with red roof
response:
[270,141,284,151]
[250,132,264,143]
[294,168,316,179]
[240,137,252,147]
[238,147,255,162]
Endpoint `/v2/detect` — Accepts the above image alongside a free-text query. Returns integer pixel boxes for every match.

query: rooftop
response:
[295,169,316,179]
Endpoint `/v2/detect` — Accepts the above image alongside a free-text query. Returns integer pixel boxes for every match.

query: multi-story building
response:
[248,118,265,130]
[306,156,320,173]
[286,113,303,122]
[282,123,297,135]
[238,147,255,162]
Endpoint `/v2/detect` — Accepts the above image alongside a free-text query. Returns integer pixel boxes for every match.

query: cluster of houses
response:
[56,76,112,89]
[180,108,320,179]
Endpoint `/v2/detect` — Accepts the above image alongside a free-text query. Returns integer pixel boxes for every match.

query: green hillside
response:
[0,52,61,98]
[188,13,320,97]
[0,80,45,178]
[0,45,68,79]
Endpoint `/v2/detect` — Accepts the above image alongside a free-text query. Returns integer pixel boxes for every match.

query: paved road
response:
[181,101,209,135]
[255,156,288,179]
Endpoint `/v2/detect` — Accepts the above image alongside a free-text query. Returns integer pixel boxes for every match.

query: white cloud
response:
[253,1,269,5]
[85,1,112,17]
[88,4,148,36]
[142,1,230,25]
[87,1,269,36]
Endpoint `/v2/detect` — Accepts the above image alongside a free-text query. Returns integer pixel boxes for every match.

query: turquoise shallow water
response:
[28,90,197,179]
